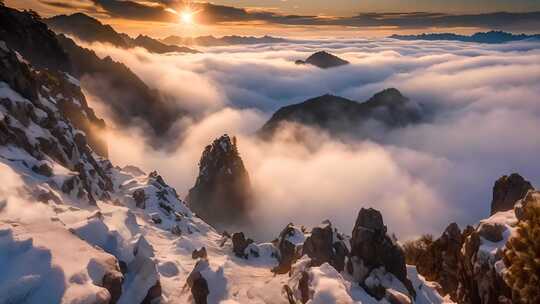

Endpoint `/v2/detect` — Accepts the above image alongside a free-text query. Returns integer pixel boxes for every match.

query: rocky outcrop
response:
[102,270,124,304]
[259,88,423,141]
[272,224,304,274]
[186,134,254,229]
[232,232,253,259]
[0,38,111,204]
[491,173,533,214]
[302,221,348,272]
[347,208,415,299]
[411,175,536,304]
[186,260,210,304]
[295,51,349,69]
[414,223,463,300]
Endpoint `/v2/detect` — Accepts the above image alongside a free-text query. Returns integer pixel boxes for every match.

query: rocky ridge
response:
[45,13,199,54]
[406,173,537,304]
[259,88,423,140]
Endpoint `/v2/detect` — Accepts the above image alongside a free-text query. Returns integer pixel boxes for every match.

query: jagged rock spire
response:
[186,134,253,229]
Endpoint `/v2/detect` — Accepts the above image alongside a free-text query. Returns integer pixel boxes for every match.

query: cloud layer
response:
[85,38,540,240]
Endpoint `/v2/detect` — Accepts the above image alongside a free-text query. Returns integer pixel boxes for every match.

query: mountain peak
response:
[296,51,350,69]
[186,134,253,229]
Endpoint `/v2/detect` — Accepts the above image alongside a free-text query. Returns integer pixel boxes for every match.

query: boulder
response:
[192,247,207,260]
[101,270,123,304]
[232,232,252,259]
[272,224,303,274]
[348,208,415,298]
[302,222,349,272]
[478,222,506,242]
[186,260,210,304]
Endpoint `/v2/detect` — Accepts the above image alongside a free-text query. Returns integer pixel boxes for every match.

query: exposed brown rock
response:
[491,173,533,215]
[348,208,415,298]
[186,134,254,229]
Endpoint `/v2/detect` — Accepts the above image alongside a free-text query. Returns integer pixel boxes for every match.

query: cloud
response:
[82,37,540,241]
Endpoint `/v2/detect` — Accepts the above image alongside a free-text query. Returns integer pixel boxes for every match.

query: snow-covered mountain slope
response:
[0,22,453,304]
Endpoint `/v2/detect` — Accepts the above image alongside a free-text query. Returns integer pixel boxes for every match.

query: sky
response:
[6,0,540,37]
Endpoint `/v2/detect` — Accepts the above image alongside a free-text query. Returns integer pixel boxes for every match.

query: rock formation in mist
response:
[259,88,423,140]
[295,51,349,69]
[186,134,254,229]
[45,13,198,54]
[55,34,187,141]
[491,173,533,215]
[405,173,537,304]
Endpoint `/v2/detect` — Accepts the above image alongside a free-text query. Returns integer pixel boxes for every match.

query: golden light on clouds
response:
[181,10,194,24]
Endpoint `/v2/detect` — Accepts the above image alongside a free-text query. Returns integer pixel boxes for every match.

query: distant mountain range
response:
[45,13,198,54]
[259,88,423,140]
[390,31,540,44]
[161,34,288,47]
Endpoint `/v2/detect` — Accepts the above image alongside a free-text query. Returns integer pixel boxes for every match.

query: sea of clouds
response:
[81,37,540,240]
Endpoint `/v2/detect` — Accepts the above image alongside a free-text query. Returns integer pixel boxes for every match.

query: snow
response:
[0,81,32,104]
[65,73,81,87]
[477,209,517,265]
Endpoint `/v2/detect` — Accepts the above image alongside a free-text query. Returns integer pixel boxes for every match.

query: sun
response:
[181,10,194,24]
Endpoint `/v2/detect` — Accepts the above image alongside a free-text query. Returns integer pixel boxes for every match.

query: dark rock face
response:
[348,208,415,298]
[302,222,349,272]
[232,232,253,258]
[0,36,112,204]
[45,13,198,54]
[259,88,423,140]
[272,224,301,274]
[102,271,123,304]
[296,51,349,69]
[186,134,254,229]
[187,261,210,304]
[415,223,463,300]
[0,6,72,72]
[142,280,162,304]
[491,173,533,215]
[133,189,147,209]
[192,247,208,260]
[55,34,186,143]
[45,13,129,48]
[191,274,209,304]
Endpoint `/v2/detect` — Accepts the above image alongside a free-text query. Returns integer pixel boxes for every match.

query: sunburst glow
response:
[181,10,194,24]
